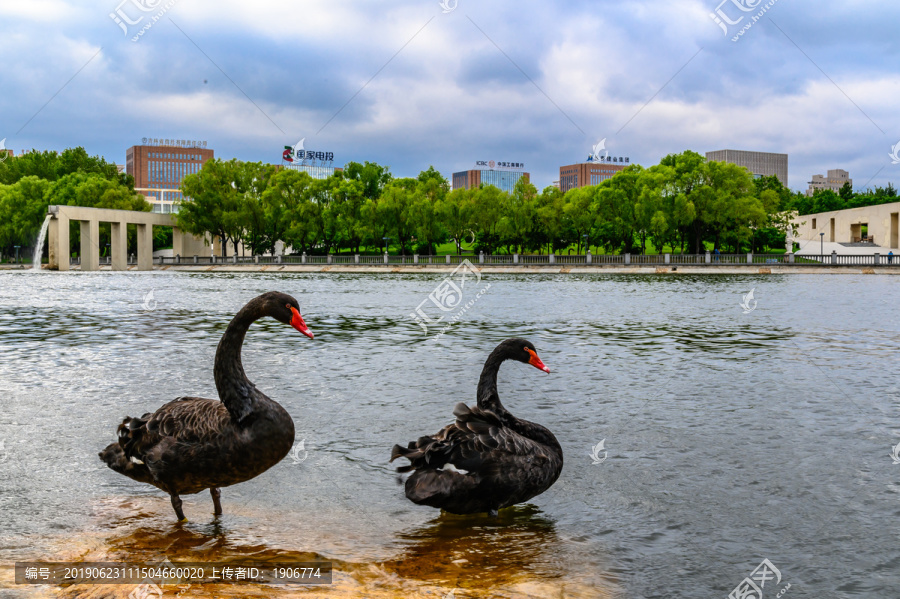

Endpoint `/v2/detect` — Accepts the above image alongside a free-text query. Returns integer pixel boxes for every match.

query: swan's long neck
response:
[476,347,510,418]
[476,347,562,455]
[214,301,265,422]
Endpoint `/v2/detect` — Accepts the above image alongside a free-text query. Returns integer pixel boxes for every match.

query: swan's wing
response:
[390,402,550,476]
[116,397,231,462]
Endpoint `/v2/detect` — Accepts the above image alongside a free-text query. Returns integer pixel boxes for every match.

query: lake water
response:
[0,271,898,598]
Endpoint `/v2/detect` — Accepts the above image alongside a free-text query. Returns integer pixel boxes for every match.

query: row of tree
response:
[177,151,805,256]
[0,148,151,260]
[793,181,897,216]
[3,146,898,260]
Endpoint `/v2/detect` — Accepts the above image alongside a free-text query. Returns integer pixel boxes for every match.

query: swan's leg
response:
[170,493,187,522]
[210,487,223,516]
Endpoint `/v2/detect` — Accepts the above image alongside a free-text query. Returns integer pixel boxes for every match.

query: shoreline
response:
[3,264,900,274]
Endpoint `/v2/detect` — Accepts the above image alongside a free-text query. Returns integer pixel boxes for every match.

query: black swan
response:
[390,338,562,516]
[99,291,314,521]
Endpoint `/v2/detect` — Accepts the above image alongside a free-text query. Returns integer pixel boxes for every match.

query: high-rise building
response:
[127,138,213,213]
[280,142,341,179]
[279,164,343,179]
[806,169,851,196]
[705,149,788,185]
[452,162,529,194]
[558,162,627,193]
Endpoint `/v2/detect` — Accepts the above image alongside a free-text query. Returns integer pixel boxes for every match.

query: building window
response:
[812,218,817,229]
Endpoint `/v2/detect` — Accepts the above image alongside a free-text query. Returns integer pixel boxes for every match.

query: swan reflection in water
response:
[52,502,615,598]
[378,505,617,598]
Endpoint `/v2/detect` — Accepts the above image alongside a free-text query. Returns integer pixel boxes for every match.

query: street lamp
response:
[382,237,391,254]
[820,232,824,262]
[14,245,20,264]
[582,234,589,254]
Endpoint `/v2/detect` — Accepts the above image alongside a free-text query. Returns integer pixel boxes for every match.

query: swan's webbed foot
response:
[170,493,187,522]
[210,487,223,516]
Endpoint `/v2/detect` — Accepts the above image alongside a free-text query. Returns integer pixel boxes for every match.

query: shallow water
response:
[0,271,898,598]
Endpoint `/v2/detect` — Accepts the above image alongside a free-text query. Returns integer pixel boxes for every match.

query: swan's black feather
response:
[390,339,563,515]
[99,291,307,519]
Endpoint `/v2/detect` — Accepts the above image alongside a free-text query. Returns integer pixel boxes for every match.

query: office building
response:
[280,164,343,179]
[705,149,788,185]
[452,163,530,194]
[558,162,627,193]
[127,138,214,213]
[806,169,851,196]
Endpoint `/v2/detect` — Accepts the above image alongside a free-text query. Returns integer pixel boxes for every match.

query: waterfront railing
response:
[144,250,900,268]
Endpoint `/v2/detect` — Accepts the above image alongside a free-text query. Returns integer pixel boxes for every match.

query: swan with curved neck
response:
[391,338,562,516]
[99,291,313,521]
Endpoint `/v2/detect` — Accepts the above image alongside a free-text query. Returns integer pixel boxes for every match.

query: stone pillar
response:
[136,223,153,271]
[747,253,753,264]
[625,253,631,265]
[831,250,837,265]
[327,254,333,264]
[586,251,591,264]
[413,254,419,265]
[111,220,128,271]
[254,255,259,264]
[384,252,389,264]
[446,255,451,264]
[302,252,307,264]
[79,219,99,271]
[705,251,711,264]
[479,251,484,264]
[49,215,70,271]
[788,253,794,264]
[514,253,519,264]
[664,253,670,264]
[549,253,556,264]
[172,228,184,257]
[874,253,880,265]
[355,254,359,264]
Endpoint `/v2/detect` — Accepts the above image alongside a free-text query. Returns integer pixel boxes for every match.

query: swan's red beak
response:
[526,348,550,373]
[290,307,314,339]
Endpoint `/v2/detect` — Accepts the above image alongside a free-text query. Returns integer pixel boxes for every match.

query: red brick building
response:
[558,162,626,193]
[126,139,214,213]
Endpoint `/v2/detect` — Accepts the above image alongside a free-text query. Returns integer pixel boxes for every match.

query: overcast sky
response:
[1,0,898,192]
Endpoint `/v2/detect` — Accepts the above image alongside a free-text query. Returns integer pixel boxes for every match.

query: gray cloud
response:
[0,0,898,190]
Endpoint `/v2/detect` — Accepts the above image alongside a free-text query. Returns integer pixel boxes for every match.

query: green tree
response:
[178,159,245,257]
[437,188,473,254]
[500,178,538,254]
